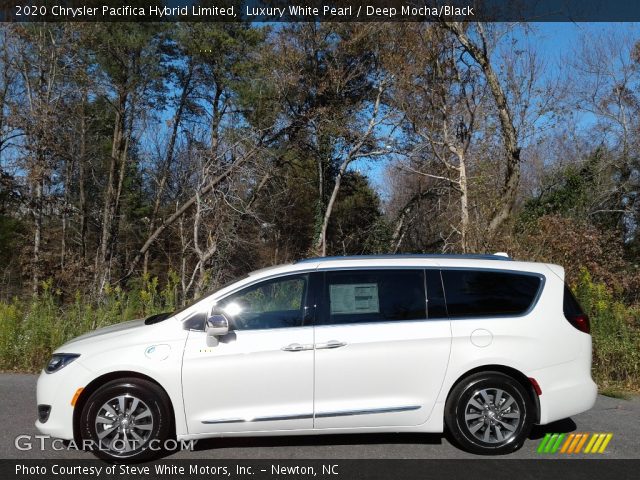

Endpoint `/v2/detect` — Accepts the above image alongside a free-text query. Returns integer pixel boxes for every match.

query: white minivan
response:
[36,254,597,460]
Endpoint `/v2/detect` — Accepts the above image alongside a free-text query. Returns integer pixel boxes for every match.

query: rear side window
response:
[320,270,426,325]
[441,269,542,318]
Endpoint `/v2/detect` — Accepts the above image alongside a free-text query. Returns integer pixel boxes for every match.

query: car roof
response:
[243,253,553,280]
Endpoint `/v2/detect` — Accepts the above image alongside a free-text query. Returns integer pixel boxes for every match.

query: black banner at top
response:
[1,0,640,22]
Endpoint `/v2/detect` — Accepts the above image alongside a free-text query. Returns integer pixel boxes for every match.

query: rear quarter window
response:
[563,284,585,318]
[441,269,542,318]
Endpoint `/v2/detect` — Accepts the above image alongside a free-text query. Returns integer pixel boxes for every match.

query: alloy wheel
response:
[94,394,154,455]
[463,388,522,444]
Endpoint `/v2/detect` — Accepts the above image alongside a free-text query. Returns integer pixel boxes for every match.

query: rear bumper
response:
[532,354,597,425]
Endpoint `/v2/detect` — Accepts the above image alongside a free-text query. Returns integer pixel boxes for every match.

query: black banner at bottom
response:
[2,459,639,480]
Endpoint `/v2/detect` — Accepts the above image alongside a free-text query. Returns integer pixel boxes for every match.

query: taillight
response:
[566,314,590,334]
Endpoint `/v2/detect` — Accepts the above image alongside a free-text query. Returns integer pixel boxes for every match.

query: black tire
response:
[79,377,172,462]
[445,372,533,455]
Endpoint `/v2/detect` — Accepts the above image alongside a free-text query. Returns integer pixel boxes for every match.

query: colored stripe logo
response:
[537,433,613,454]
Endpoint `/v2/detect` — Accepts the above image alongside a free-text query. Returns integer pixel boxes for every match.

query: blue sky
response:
[529,22,637,68]
[355,22,640,193]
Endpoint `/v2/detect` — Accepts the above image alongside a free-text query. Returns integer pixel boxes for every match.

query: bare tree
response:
[442,22,523,240]
[0,27,21,164]
[569,27,640,242]
[401,42,486,252]
[9,25,74,293]
[89,24,166,292]
[314,81,389,256]
[143,61,195,275]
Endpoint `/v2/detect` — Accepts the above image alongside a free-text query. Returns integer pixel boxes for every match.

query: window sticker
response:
[330,283,380,315]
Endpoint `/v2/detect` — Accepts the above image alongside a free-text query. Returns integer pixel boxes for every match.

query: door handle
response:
[316,340,347,350]
[281,343,313,352]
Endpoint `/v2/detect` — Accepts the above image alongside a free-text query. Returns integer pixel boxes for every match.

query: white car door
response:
[182,273,315,435]
[313,269,452,429]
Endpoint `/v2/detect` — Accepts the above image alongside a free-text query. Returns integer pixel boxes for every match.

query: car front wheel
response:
[79,377,172,461]
[445,372,533,455]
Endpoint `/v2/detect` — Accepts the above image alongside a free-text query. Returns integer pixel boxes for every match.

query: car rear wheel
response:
[79,378,172,461]
[445,372,533,455]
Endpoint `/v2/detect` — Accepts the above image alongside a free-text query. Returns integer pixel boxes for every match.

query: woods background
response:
[0,21,639,389]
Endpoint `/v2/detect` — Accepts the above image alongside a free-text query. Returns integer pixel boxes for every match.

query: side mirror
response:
[206,313,229,346]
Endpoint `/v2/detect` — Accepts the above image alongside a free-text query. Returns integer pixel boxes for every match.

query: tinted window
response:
[218,275,308,330]
[563,284,585,318]
[320,270,426,325]
[442,270,541,318]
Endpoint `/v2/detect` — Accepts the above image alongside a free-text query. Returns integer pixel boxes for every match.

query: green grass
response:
[599,387,632,400]
[574,269,640,392]
[0,274,179,372]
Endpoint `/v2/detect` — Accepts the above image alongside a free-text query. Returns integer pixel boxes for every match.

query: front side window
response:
[217,275,308,330]
[441,269,542,318]
[320,270,426,325]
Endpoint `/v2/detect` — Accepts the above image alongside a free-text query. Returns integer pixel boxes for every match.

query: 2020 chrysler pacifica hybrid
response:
[36,254,597,460]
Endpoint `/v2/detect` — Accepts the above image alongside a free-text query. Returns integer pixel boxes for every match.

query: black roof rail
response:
[294,253,513,264]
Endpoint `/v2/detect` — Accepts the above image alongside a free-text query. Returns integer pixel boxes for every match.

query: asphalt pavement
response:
[1,373,638,459]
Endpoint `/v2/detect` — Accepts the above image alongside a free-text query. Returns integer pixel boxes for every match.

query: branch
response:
[122,147,258,281]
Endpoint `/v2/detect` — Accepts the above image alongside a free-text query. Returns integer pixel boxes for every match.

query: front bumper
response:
[34,360,93,440]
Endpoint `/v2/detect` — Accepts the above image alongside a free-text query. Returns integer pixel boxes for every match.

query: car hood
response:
[56,318,147,352]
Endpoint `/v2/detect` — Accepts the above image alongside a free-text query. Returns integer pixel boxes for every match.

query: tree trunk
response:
[144,65,193,274]
[111,130,131,254]
[96,90,128,291]
[78,89,88,261]
[210,84,223,157]
[313,83,385,256]
[32,174,43,295]
[442,22,521,240]
[316,159,347,256]
[178,212,188,305]
[459,154,469,253]
[61,153,71,270]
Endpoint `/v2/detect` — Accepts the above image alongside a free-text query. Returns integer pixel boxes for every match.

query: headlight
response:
[45,353,80,374]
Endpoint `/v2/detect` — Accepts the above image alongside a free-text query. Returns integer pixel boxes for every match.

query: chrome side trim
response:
[202,413,313,424]
[201,405,421,424]
[316,405,421,418]
[201,418,245,425]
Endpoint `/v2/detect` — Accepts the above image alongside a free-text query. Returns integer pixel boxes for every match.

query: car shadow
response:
[189,431,443,453]
[529,418,577,439]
